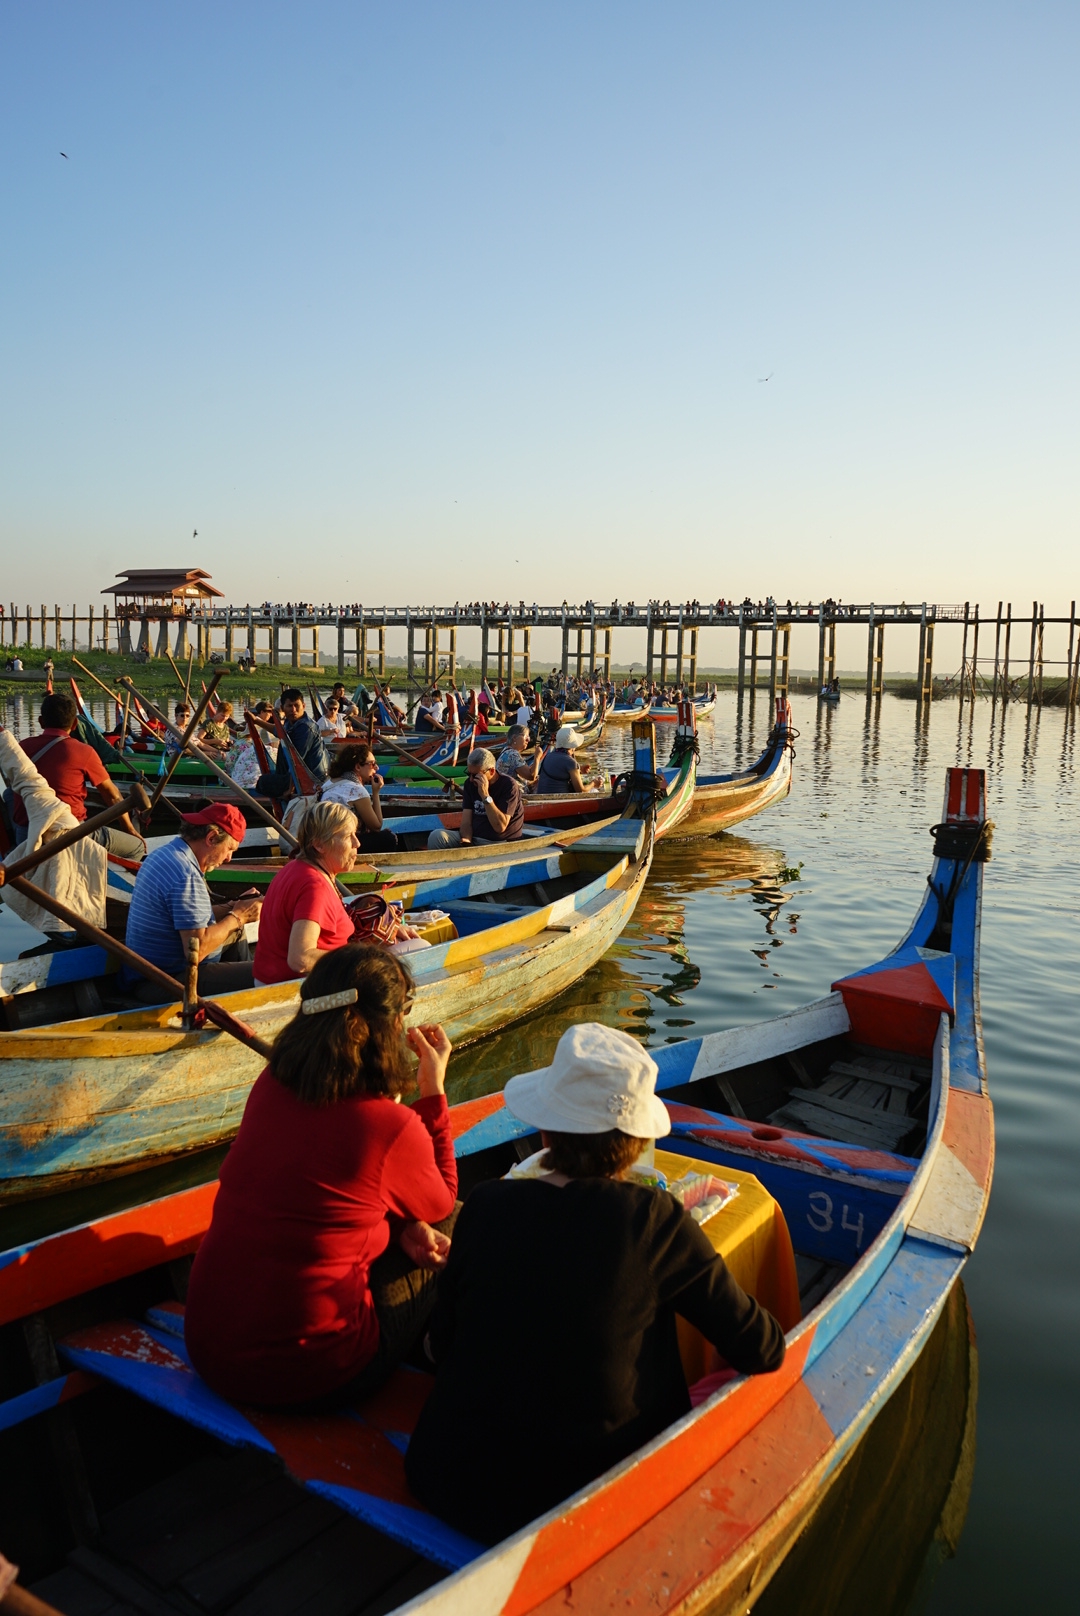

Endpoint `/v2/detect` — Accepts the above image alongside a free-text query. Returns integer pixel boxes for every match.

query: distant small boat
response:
[820,685,841,703]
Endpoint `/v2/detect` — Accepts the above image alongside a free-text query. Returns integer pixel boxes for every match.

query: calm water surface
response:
[2,689,1077,1610]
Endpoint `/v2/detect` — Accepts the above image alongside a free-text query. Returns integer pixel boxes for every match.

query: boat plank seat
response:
[58,1306,484,1573]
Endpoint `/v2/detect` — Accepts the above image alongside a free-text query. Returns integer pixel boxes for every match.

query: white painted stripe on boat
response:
[395,1528,538,1614]
[906,1143,984,1250]
[688,993,850,1082]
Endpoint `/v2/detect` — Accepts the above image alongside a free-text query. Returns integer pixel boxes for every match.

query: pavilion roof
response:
[101,569,224,600]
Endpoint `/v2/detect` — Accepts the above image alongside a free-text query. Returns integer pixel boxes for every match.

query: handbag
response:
[346,891,404,945]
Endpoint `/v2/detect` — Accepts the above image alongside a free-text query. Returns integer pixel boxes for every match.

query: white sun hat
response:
[555,724,585,749]
[504,1023,671,1138]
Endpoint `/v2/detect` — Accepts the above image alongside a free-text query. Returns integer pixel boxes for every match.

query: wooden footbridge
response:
[4,598,1078,705]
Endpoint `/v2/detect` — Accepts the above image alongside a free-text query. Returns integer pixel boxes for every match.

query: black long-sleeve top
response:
[404,1175,785,1545]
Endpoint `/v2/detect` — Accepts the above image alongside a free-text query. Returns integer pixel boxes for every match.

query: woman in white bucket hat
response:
[406,1023,785,1545]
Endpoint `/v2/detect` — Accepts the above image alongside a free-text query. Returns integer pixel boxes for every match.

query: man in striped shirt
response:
[122,804,263,1001]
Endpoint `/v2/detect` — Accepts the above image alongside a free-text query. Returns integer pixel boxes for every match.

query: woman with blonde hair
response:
[252,800,360,985]
[186,946,458,1408]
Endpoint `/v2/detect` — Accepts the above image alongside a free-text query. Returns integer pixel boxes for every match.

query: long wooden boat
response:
[678,696,794,837]
[0,817,652,1204]
[0,766,992,1613]
[651,694,717,722]
[606,697,652,722]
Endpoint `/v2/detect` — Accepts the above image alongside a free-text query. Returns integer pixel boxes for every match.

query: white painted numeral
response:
[807,1192,833,1233]
[841,1203,865,1251]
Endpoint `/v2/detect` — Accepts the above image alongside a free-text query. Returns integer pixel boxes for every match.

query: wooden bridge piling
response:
[737,609,747,695]
[816,606,826,691]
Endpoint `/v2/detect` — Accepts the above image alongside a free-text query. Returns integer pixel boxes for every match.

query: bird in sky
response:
[60,152,68,159]
[758,373,773,383]
[193,528,198,537]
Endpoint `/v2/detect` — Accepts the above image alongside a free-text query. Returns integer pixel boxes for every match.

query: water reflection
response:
[445,834,796,1099]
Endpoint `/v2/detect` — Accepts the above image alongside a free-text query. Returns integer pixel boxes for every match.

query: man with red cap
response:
[122,804,263,1000]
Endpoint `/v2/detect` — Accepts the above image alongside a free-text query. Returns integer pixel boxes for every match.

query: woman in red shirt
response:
[185,945,458,1408]
[252,801,359,984]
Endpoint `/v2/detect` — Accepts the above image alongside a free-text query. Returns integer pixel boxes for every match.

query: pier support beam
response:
[675,611,685,690]
[659,626,668,687]
[290,611,300,670]
[1026,601,1037,706]
[778,625,791,695]
[224,617,234,663]
[407,618,416,693]
[1066,601,1078,707]
[1036,604,1045,705]
[138,616,153,658]
[826,622,837,687]
[749,625,759,691]
[481,616,490,687]
[270,619,279,667]
[816,607,826,691]
[865,609,876,701]
[737,612,747,695]
[561,621,569,682]
[768,614,778,702]
[523,626,531,685]
[688,627,698,694]
[646,615,655,682]
[378,626,386,677]
[359,621,366,678]
[507,623,515,688]
[589,620,597,678]
[450,626,457,683]
[576,627,584,680]
[603,627,611,684]
[969,607,981,703]
[874,621,884,696]
[156,618,171,658]
[991,603,1003,701]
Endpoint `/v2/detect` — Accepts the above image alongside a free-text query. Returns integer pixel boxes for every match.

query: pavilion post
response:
[174,614,188,658]
[156,617,171,657]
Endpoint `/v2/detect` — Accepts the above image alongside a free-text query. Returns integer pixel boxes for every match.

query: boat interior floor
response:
[659,1035,932,1159]
[28,1439,446,1616]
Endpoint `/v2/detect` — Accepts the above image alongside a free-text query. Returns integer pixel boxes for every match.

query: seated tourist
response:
[496,724,540,787]
[317,698,347,740]
[164,700,193,755]
[406,1024,786,1544]
[185,947,458,1408]
[534,724,593,794]
[256,689,328,798]
[122,804,262,999]
[253,801,360,984]
[319,743,399,852]
[230,702,277,788]
[199,699,235,754]
[8,691,145,860]
[426,748,524,849]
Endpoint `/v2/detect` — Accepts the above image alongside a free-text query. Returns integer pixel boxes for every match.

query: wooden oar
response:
[2,871,274,1058]
[165,647,188,695]
[0,781,151,889]
[146,672,225,811]
[118,680,303,852]
[377,735,462,796]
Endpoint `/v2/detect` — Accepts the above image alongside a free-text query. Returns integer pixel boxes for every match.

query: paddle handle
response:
[147,671,225,810]
[120,681,302,853]
[6,871,274,1059]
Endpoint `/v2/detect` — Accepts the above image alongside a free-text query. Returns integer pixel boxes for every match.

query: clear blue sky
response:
[2,2,1077,614]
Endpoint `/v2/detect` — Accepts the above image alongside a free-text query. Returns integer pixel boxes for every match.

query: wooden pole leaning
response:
[146,672,225,811]
[2,872,273,1057]
[118,679,303,853]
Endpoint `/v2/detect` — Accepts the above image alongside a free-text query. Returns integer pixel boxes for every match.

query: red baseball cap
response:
[179,804,247,843]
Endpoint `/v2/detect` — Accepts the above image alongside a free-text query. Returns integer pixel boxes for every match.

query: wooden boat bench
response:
[58,1302,485,1572]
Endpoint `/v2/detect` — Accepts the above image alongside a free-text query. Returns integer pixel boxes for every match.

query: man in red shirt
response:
[8,692,145,859]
